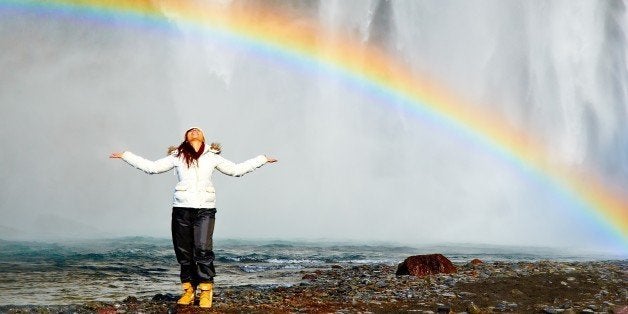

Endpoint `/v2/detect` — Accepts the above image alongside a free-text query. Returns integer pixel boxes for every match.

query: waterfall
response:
[0,0,625,253]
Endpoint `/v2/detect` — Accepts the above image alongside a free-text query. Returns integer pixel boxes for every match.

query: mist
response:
[0,0,626,254]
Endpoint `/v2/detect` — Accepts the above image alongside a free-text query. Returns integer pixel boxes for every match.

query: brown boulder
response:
[396,254,457,277]
[470,258,484,266]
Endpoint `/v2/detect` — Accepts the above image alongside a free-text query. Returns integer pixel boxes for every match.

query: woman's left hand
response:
[266,156,278,163]
[109,152,124,158]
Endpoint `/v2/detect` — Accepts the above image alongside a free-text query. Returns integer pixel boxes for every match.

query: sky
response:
[0,0,627,255]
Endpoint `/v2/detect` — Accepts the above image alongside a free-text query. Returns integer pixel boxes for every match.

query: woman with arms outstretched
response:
[110,127,276,308]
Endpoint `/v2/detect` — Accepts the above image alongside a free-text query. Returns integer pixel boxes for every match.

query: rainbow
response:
[3,0,627,249]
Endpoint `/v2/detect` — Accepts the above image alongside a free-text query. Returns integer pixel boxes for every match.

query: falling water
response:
[0,0,626,254]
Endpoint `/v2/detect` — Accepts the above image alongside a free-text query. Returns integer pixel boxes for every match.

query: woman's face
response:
[186,128,205,143]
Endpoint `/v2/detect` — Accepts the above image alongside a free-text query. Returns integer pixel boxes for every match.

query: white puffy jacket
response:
[121,147,268,209]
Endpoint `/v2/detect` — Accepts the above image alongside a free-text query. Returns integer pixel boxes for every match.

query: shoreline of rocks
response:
[1,259,626,313]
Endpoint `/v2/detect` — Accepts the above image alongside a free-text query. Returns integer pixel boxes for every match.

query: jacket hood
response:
[203,142,221,155]
[167,142,220,156]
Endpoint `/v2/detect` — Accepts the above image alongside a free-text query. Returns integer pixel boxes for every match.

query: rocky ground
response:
[1,260,626,313]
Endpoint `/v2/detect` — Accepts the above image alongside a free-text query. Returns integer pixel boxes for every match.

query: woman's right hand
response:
[109,152,124,159]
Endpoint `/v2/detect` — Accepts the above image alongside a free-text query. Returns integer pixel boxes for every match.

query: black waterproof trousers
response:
[171,207,217,286]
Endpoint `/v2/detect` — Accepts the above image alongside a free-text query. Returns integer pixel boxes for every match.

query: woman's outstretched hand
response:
[266,156,278,163]
[109,152,124,159]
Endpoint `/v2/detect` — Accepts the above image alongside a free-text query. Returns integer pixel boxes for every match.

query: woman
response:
[110,127,276,308]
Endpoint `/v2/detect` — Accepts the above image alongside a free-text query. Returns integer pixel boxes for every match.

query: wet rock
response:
[443,277,456,286]
[122,296,138,303]
[479,270,491,278]
[84,301,109,310]
[441,292,455,298]
[396,254,457,277]
[457,291,476,298]
[436,303,450,313]
[302,273,317,280]
[151,293,177,302]
[469,258,484,266]
[467,302,481,314]
[495,301,508,312]
[510,288,525,296]
[3,260,626,313]
[560,300,572,309]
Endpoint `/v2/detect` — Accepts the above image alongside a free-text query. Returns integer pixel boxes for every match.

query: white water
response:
[0,1,626,254]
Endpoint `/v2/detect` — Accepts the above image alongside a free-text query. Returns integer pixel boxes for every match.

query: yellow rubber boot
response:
[198,283,213,308]
[177,282,195,305]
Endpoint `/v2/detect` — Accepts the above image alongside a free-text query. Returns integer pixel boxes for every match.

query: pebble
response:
[560,300,572,309]
[495,301,508,311]
[457,291,476,298]
[510,288,524,296]
[467,302,481,314]
[436,303,450,313]
[0,260,625,313]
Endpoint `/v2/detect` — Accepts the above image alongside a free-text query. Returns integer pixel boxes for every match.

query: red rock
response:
[395,254,457,277]
[470,258,484,266]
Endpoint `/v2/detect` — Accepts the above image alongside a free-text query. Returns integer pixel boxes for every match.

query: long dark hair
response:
[167,128,206,168]
[167,142,220,161]
[176,141,205,168]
